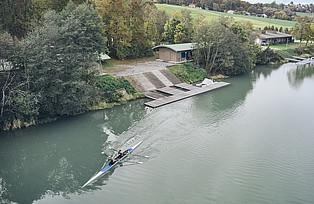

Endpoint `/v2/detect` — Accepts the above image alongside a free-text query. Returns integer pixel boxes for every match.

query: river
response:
[1,63,314,204]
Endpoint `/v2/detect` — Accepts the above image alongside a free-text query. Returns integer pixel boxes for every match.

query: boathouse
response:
[255,31,293,45]
[152,43,197,63]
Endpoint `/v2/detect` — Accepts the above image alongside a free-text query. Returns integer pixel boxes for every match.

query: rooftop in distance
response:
[257,31,293,40]
[152,43,197,52]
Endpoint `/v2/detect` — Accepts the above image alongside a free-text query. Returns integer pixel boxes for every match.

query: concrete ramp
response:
[160,69,182,84]
[127,74,156,92]
[152,70,173,87]
[126,69,181,92]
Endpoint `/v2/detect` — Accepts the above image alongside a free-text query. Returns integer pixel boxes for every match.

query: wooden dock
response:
[292,56,307,60]
[145,82,230,108]
[285,58,301,63]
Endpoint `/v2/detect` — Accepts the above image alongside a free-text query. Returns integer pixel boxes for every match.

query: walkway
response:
[145,82,230,108]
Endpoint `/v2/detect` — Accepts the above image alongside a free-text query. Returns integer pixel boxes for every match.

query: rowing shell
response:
[82,140,143,188]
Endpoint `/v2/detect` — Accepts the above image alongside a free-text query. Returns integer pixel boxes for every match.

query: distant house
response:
[244,11,251,16]
[255,31,293,45]
[152,43,197,63]
[256,13,268,18]
[189,4,196,8]
[227,10,235,14]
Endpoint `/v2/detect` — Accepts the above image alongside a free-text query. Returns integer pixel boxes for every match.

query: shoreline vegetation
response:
[0,0,313,131]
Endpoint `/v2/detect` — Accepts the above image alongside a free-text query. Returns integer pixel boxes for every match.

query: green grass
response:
[168,63,207,84]
[296,12,314,17]
[269,42,305,58]
[157,4,296,29]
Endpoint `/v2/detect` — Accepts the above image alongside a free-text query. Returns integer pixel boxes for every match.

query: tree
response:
[95,0,158,59]
[293,16,314,46]
[155,11,169,44]
[163,18,180,43]
[18,3,106,118]
[162,10,193,44]
[0,31,40,130]
[95,0,131,59]
[193,20,255,76]
[279,27,283,32]
[0,0,33,38]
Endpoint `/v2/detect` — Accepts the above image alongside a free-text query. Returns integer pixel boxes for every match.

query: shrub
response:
[169,63,207,84]
[256,47,283,64]
[95,75,136,103]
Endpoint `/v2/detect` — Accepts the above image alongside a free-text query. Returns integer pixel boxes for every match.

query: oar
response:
[102,147,120,154]
[132,154,150,158]
[124,161,144,165]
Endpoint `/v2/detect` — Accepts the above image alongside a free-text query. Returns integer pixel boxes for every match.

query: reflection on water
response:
[287,64,314,89]
[103,100,147,135]
[253,64,280,80]
[47,157,79,197]
[0,100,147,204]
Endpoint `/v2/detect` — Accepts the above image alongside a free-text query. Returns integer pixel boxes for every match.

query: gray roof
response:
[257,31,292,40]
[153,43,197,52]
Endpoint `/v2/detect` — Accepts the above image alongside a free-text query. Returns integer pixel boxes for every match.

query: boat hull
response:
[82,140,143,188]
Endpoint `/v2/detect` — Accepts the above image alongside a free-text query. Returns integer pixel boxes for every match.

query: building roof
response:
[257,31,292,40]
[152,43,197,52]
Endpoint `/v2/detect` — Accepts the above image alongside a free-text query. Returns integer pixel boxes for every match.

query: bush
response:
[168,63,207,84]
[95,75,136,103]
[256,47,283,64]
[295,45,314,56]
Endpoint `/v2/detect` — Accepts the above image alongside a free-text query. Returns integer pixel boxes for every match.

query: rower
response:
[115,150,123,160]
[108,159,114,166]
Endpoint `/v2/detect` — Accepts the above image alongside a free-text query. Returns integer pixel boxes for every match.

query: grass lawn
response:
[296,12,314,17]
[157,4,296,29]
[269,42,306,58]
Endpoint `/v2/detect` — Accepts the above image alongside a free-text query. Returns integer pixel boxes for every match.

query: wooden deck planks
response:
[145,82,230,108]
[157,87,186,95]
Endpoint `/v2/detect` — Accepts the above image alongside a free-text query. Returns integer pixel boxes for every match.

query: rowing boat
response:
[82,140,143,188]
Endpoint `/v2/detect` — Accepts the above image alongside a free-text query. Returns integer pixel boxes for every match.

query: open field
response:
[296,12,314,17]
[269,43,300,58]
[157,4,296,29]
[269,42,310,58]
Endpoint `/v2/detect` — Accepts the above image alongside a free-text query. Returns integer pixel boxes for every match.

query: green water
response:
[1,63,314,204]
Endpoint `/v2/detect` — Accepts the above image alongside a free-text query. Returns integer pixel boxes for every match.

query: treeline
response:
[0,3,104,130]
[293,16,314,46]
[156,0,314,21]
[263,26,289,33]
[0,0,170,59]
[0,0,194,130]
[0,2,141,130]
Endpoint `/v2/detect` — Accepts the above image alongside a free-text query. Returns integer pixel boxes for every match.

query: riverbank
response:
[270,42,314,59]
[1,74,144,132]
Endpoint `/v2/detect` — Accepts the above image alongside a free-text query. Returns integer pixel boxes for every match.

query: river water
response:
[1,63,314,204]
